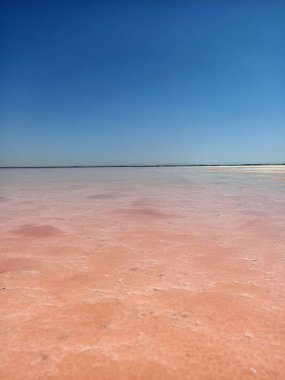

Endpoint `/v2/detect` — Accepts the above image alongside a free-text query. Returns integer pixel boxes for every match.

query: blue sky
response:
[1,0,284,166]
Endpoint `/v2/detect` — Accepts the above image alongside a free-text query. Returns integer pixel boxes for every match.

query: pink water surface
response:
[1,167,285,379]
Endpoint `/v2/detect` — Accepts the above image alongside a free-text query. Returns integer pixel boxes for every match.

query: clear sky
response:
[1,0,284,166]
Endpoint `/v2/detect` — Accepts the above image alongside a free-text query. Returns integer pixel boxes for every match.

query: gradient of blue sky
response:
[1,0,284,166]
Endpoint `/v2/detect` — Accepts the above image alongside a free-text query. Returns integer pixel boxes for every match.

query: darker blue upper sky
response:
[1,0,284,165]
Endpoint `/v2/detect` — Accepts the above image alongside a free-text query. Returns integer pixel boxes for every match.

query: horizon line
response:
[0,163,284,169]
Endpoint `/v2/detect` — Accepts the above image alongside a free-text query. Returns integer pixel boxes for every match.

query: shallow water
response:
[1,167,285,379]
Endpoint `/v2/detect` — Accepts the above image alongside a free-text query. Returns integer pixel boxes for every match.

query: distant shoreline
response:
[0,164,284,169]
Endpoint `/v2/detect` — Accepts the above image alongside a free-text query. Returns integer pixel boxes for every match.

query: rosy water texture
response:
[1,166,285,379]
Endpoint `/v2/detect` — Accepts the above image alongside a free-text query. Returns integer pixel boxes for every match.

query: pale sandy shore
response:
[0,167,284,380]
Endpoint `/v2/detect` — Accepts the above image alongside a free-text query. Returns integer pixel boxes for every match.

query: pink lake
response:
[1,166,285,379]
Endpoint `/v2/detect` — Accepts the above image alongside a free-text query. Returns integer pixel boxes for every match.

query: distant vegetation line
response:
[0,164,284,169]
